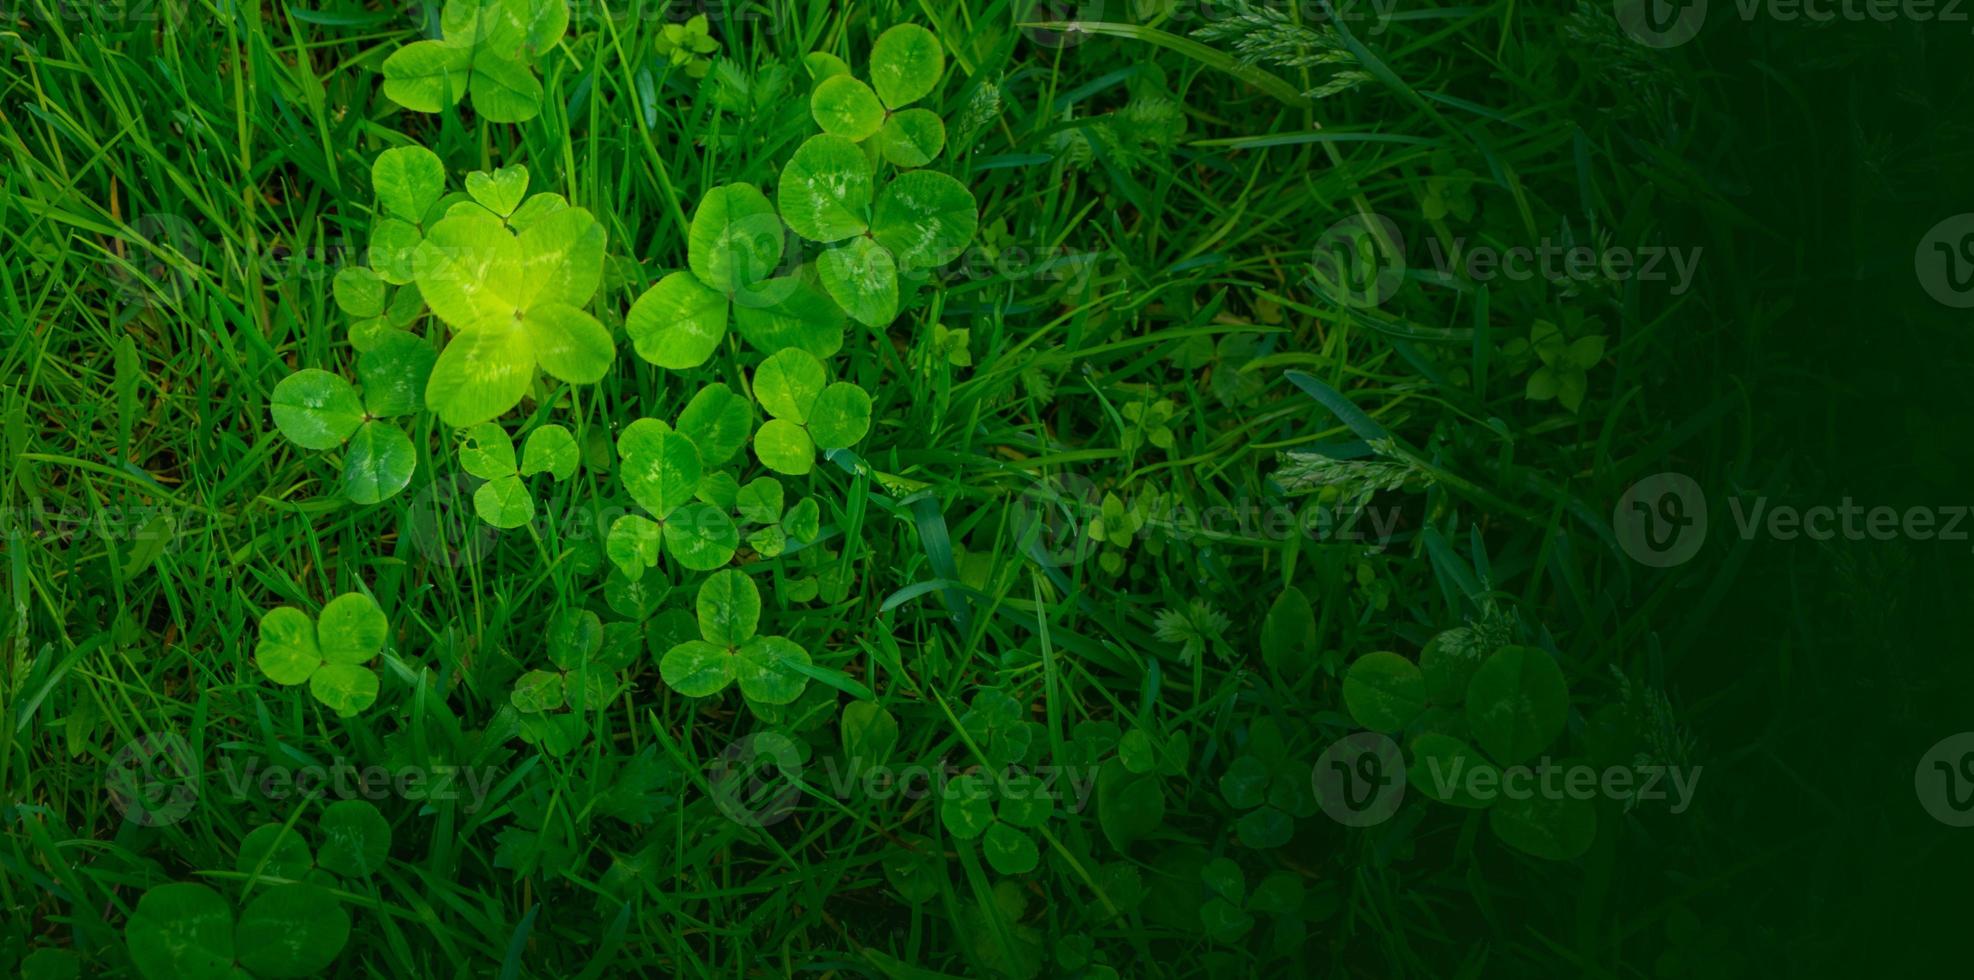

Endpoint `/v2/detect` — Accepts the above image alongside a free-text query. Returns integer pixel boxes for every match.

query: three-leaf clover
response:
[957,689,1041,769]
[810,24,949,168]
[1217,720,1315,849]
[659,569,812,704]
[735,476,821,557]
[269,338,430,505]
[1120,397,1177,453]
[511,608,633,719]
[1523,315,1606,412]
[654,12,720,78]
[750,348,873,475]
[253,592,388,717]
[458,421,576,528]
[413,164,614,426]
[776,133,979,327]
[381,0,569,123]
[626,182,845,369]
[940,770,1055,875]
[606,420,739,576]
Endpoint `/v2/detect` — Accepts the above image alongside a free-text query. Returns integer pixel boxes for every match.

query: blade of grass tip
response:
[497,901,540,980]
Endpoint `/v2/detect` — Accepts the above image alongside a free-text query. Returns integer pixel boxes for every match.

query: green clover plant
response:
[750,348,872,475]
[381,0,569,123]
[659,568,812,704]
[1215,719,1315,849]
[411,163,615,426]
[655,12,720,78]
[941,770,1055,875]
[809,24,949,167]
[1340,640,1595,860]
[269,352,426,505]
[253,592,388,717]
[606,419,739,576]
[735,476,822,557]
[457,421,577,528]
[125,802,391,978]
[626,182,845,369]
[509,609,639,754]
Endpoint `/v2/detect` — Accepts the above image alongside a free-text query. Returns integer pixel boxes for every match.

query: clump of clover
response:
[936,690,1055,874]
[509,608,639,754]
[253,592,389,716]
[786,24,978,327]
[124,801,390,979]
[271,146,616,506]
[381,0,568,123]
[1340,639,1595,859]
[660,569,812,705]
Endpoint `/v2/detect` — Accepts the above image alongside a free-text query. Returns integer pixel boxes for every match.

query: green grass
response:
[2,1,1963,977]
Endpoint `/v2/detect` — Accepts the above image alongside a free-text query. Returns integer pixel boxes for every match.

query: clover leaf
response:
[414,172,612,426]
[318,798,393,877]
[458,421,577,528]
[254,593,387,717]
[734,476,819,558]
[1341,650,1427,733]
[807,25,947,168]
[607,420,738,576]
[627,182,845,368]
[957,689,1040,769]
[125,883,234,980]
[511,608,618,720]
[1464,644,1568,765]
[749,348,872,475]
[869,23,944,110]
[380,0,568,123]
[269,365,423,506]
[659,569,812,704]
[655,13,720,78]
[1524,316,1606,413]
[776,131,978,327]
[676,382,755,466]
[940,770,1055,875]
[811,74,886,140]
